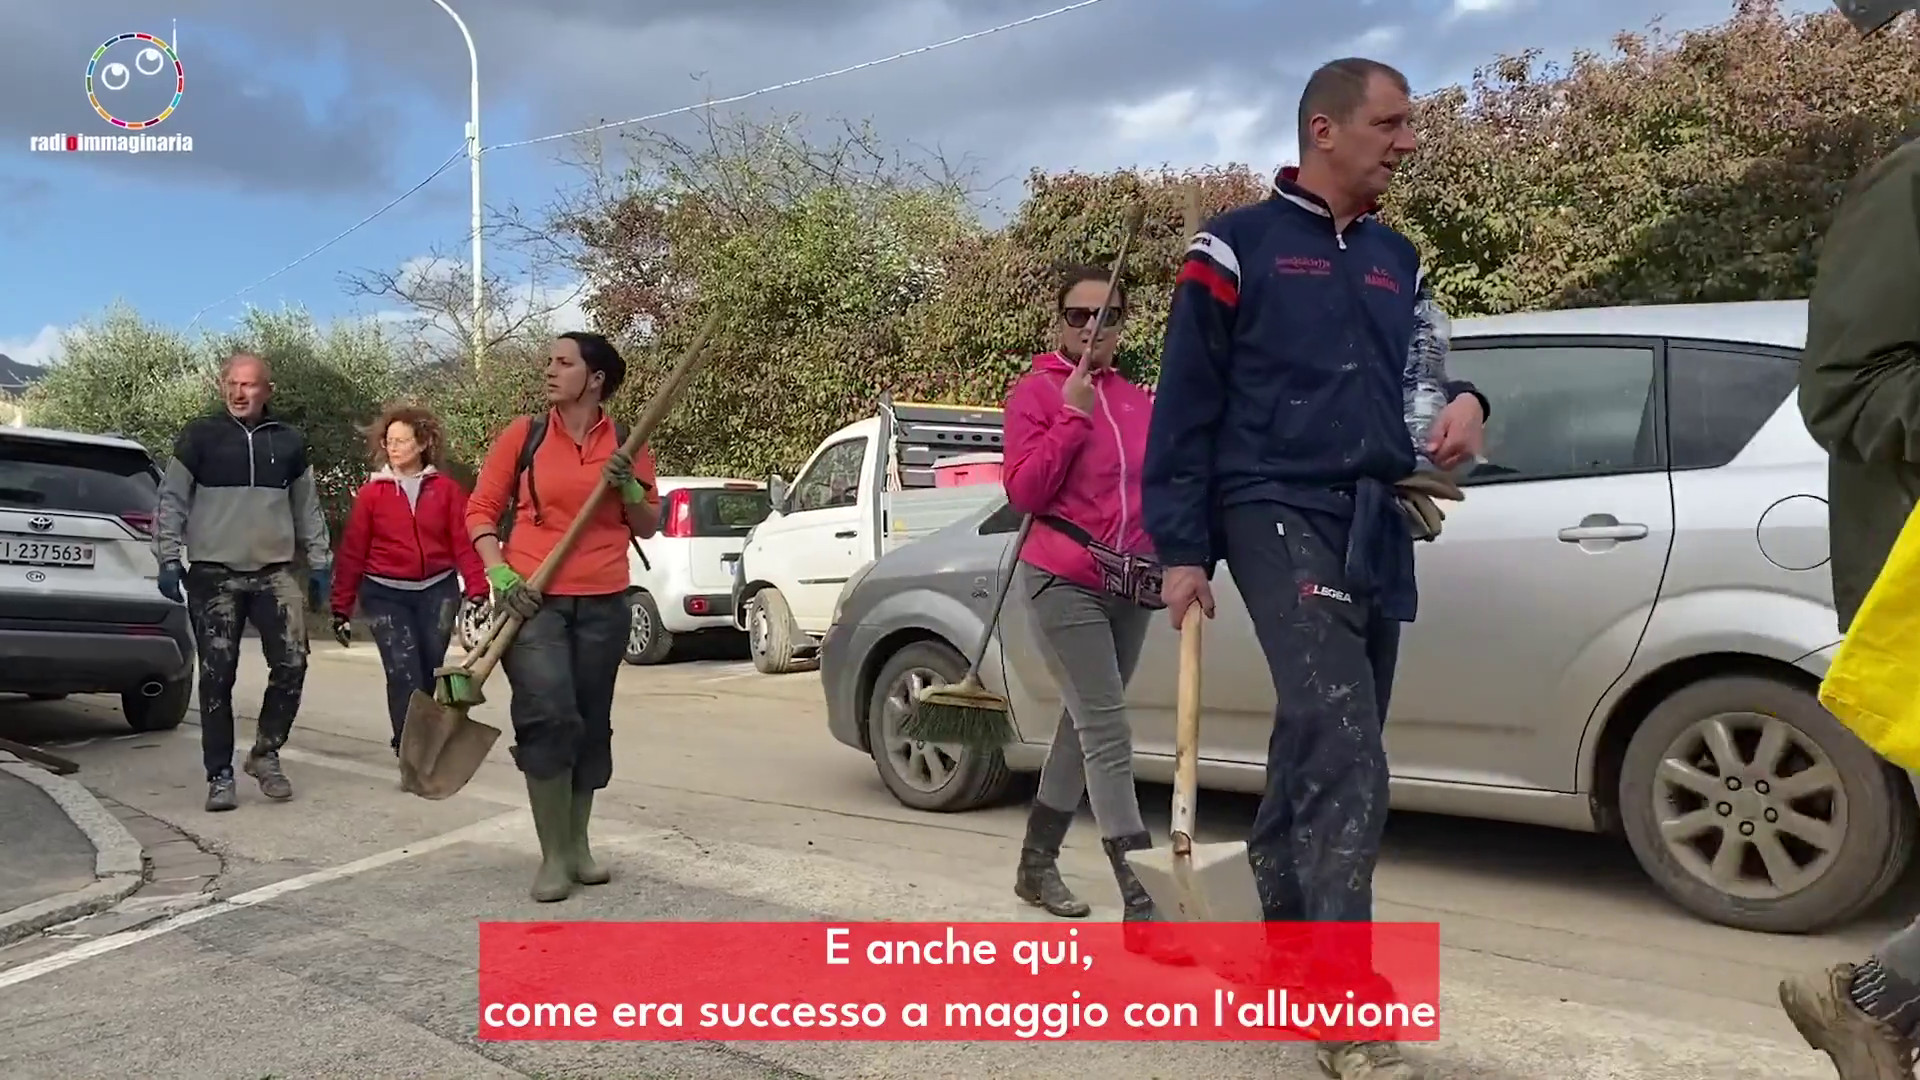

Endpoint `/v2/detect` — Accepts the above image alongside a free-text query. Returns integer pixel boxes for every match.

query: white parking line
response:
[693,662,765,684]
[0,811,521,991]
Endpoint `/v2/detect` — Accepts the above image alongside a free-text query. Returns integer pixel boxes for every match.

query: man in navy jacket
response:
[1142,57,1487,1080]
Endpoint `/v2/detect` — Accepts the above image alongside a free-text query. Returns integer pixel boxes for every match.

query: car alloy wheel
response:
[1652,710,1845,902]
[628,599,654,656]
[879,665,963,793]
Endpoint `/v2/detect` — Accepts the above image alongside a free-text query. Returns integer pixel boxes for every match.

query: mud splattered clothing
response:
[360,576,461,750]
[155,410,331,782]
[466,409,649,788]
[184,563,310,780]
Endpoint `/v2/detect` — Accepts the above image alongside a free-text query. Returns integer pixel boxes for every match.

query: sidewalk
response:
[0,753,145,946]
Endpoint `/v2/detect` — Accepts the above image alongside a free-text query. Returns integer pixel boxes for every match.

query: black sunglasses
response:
[1061,305,1125,329]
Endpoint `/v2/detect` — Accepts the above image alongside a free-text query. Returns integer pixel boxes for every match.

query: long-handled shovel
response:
[1124,605,1263,921]
[397,313,723,799]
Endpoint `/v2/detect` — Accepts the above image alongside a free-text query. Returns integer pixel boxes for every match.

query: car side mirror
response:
[767,473,787,508]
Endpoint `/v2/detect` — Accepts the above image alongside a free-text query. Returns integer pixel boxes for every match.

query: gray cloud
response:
[0,0,1805,200]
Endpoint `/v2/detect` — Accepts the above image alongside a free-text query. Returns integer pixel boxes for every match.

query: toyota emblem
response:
[27,516,53,532]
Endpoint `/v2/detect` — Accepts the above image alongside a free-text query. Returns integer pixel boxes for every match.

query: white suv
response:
[623,477,770,664]
[0,426,194,730]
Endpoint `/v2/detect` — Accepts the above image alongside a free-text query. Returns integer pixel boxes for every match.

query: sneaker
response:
[205,773,237,812]
[1317,1040,1421,1079]
[243,750,293,801]
[1779,963,1918,1079]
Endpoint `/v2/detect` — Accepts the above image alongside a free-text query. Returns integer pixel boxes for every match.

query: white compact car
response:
[623,477,771,664]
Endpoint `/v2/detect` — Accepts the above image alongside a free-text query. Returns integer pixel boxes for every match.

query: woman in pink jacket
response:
[1003,266,1185,963]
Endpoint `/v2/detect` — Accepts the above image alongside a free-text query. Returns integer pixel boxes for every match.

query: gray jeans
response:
[1017,562,1152,838]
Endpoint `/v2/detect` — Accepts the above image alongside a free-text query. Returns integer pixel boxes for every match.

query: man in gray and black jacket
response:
[154,353,332,812]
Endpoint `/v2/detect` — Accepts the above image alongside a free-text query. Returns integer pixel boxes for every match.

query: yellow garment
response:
[1820,500,1920,771]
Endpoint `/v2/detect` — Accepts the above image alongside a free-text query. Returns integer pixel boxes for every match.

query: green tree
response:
[21,302,208,456]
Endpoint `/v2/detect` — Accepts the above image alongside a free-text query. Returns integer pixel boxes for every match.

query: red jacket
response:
[330,466,488,616]
[1002,351,1156,591]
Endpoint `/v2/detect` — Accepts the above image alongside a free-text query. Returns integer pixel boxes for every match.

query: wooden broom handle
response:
[1170,604,1202,855]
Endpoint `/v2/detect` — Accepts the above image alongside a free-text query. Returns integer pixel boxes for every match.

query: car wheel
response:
[1619,674,1914,934]
[123,677,191,733]
[747,588,801,674]
[624,590,675,665]
[864,640,1011,813]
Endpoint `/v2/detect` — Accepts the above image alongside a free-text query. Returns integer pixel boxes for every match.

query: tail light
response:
[660,489,694,538]
[119,511,155,535]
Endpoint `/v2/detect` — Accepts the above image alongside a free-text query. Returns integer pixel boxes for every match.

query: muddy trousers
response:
[1221,502,1401,926]
[184,563,309,782]
[500,592,629,791]
[1018,563,1152,839]
[359,576,460,751]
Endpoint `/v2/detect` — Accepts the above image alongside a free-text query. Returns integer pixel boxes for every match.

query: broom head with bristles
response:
[899,675,1017,748]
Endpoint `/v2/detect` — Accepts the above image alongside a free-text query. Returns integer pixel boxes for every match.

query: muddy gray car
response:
[819,300,1919,936]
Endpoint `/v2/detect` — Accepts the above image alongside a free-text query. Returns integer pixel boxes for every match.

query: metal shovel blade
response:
[1125,840,1264,922]
[397,690,501,800]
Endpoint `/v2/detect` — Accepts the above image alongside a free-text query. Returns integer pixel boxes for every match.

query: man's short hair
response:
[1297,57,1411,155]
[221,352,270,382]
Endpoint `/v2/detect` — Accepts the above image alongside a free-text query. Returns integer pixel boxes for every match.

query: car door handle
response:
[834,530,857,539]
[1558,522,1648,542]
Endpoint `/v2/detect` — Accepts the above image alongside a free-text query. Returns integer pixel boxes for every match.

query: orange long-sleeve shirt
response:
[465,410,659,597]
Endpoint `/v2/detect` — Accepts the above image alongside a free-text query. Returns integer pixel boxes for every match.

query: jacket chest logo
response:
[1274,255,1332,277]
[1364,266,1401,293]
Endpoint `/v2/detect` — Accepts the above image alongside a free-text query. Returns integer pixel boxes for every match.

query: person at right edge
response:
[1777,5,1920,1077]
[1140,58,1489,1080]
[465,331,661,903]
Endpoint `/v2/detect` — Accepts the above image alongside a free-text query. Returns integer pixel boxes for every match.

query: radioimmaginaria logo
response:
[27,32,194,155]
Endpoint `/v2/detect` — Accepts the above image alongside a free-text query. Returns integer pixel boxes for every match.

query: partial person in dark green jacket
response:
[1777,6,1920,1077]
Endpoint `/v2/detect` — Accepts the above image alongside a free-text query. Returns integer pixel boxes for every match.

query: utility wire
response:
[182,143,467,333]
[484,0,1111,152]
[181,0,1112,330]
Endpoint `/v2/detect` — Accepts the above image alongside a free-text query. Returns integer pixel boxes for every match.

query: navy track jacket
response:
[1141,172,1485,622]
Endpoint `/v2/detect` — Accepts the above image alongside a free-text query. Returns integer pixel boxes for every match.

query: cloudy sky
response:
[0,0,1829,364]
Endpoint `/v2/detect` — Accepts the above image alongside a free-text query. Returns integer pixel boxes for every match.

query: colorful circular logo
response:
[86,33,183,130]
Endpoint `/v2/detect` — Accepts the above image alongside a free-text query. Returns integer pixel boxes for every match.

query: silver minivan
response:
[820,299,1913,935]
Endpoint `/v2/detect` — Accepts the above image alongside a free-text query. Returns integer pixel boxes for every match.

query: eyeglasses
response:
[1061,306,1125,329]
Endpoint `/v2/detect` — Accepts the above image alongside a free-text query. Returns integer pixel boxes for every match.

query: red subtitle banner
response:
[478,921,1440,1042]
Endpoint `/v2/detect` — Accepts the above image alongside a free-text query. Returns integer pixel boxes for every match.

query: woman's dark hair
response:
[1053,264,1127,314]
[560,331,626,400]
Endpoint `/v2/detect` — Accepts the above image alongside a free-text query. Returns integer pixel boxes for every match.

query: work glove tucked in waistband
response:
[1395,471,1466,542]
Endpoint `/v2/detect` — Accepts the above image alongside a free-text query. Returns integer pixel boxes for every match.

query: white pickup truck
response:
[731,397,1004,674]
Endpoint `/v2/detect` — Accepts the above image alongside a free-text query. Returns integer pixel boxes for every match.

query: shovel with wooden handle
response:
[1124,604,1264,921]
[397,313,724,800]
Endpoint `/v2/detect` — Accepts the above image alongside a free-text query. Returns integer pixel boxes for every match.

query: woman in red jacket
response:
[329,404,489,754]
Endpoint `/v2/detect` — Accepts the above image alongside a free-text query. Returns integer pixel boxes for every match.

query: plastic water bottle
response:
[1405,292,1452,469]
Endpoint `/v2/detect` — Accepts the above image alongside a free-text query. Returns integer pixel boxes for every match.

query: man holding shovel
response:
[465,331,661,902]
[1141,58,1486,1080]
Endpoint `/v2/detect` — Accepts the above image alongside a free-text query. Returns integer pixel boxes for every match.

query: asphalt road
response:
[0,635,1907,1079]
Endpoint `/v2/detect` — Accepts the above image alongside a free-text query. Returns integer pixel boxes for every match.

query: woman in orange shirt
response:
[465,331,660,903]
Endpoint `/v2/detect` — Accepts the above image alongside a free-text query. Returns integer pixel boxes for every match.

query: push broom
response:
[898,203,1145,749]
[397,313,723,799]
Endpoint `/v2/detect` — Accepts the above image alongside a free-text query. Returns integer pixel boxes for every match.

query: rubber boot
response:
[1013,802,1089,918]
[1101,832,1194,967]
[570,788,611,886]
[524,773,576,903]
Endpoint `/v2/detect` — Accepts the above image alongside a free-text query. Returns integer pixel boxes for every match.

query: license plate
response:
[0,534,95,568]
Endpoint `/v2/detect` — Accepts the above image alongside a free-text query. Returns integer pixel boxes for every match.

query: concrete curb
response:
[0,753,145,947]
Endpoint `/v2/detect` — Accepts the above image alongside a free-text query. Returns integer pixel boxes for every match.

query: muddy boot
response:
[569,788,611,886]
[1013,803,1089,918]
[1316,1040,1421,1079]
[524,774,576,903]
[243,749,292,801]
[1779,963,1918,1079]
[205,770,237,812]
[1101,832,1194,967]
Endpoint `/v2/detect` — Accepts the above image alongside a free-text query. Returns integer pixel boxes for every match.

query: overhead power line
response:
[181,0,1112,329]
[484,0,1112,152]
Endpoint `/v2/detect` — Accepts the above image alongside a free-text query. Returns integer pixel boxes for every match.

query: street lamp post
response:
[430,0,484,366]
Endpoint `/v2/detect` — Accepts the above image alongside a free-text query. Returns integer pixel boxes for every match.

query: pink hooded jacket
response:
[1002,351,1156,591]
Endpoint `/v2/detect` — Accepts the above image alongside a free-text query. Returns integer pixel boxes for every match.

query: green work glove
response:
[486,563,543,620]
[603,447,651,504]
